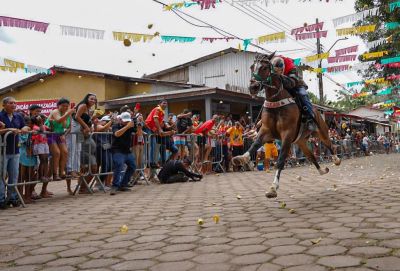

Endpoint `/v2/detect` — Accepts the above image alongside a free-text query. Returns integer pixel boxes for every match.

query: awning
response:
[100,87,264,108]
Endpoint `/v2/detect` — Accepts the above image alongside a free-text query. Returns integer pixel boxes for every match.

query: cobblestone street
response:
[1,153,400,271]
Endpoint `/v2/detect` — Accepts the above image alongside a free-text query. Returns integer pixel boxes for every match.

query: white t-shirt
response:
[362,136,369,145]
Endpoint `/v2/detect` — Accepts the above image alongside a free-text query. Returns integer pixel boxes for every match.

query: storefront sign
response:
[16,99,74,115]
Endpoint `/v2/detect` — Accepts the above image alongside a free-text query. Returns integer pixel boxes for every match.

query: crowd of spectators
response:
[0,95,399,209]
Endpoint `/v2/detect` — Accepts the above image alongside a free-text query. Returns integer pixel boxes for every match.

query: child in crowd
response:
[19,117,38,204]
[31,115,52,198]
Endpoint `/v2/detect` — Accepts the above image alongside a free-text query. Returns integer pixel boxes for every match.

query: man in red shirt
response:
[145,99,167,168]
[194,114,218,136]
[271,56,316,131]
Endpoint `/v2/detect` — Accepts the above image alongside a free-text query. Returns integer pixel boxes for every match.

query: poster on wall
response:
[16,99,74,115]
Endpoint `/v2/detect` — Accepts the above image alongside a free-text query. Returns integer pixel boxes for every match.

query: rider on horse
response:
[270,55,316,131]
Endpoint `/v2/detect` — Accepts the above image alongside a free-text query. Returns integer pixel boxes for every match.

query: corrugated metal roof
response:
[146,47,258,78]
[0,66,200,95]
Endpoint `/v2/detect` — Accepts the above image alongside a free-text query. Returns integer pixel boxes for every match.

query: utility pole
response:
[315,18,324,104]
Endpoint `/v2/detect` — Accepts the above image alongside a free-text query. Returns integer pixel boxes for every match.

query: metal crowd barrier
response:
[0,128,398,208]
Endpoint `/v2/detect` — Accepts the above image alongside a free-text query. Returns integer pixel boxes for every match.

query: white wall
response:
[188,51,256,92]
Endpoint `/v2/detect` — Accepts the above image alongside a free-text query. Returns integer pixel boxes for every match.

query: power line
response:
[251,3,318,50]
[225,1,316,52]
[151,0,273,54]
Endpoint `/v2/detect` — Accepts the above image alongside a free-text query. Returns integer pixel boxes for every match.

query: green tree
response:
[354,0,400,80]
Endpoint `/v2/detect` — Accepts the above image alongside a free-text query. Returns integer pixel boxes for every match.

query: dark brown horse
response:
[232,53,341,198]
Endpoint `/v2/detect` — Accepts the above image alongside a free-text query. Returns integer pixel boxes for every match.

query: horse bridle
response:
[251,55,284,100]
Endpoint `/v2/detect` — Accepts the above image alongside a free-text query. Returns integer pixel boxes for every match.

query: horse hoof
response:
[232,157,242,166]
[318,167,329,175]
[265,187,278,198]
[334,159,341,166]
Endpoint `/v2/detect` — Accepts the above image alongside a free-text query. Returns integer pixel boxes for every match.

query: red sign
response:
[16,99,74,116]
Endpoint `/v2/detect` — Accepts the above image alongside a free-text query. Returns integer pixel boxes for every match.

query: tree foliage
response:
[354,0,400,80]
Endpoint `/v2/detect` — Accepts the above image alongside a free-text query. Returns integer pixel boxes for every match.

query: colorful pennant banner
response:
[362,51,389,60]
[381,56,400,65]
[161,35,196,43]
[332,7,379,27]
[113,32,155,42]
[377,87,393,96]
[4,58,24,69]
[366,38,388,49]
[327,64,349,73]
[295,31,327,40]
[385,22,400,30]
[0,16,49,33]
[389,1,400,12]
[305,52,329,62]
[60,25,105,39]
[163,0,221,10]
[387,74,400,80]
[293,58,301,66]
[291,22,324,35]
[335,45,358,56]
[328,55,357,64]
[352,92,370,98]
[336,25,376,36]
[257,32,285,44]
[202,37,235,43]
[349,61,375,71]
[24,65,52,74]
[0,65,18,73]
[347,81,364,87]
[243,39,252,51]
[365,77,386,84]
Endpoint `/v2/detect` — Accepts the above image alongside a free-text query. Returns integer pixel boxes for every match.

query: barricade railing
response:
[0,128,398,208]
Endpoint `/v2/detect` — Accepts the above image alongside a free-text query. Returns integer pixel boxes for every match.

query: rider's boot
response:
[298,93,316,131]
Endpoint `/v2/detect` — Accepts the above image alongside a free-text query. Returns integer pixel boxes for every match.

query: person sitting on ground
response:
[157,157,203,183]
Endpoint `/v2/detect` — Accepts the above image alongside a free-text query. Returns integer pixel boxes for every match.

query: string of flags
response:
[0,16,49,33]
[0,57,52,75]
[362,51,389,60]
[332,7,379,27]
[336,24,376,36]
[163,0,222,10]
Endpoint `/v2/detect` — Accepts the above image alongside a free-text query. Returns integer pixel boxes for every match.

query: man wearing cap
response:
[110,112,137,195]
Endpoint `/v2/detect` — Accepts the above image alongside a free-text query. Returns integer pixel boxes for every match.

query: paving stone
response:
[380,239,400,248]
[156,251,196,262]
[365,256,400,271]
[268,245,306,255]
[307,245,347,256]
[41,266,76,271]
[256,263,283,271]
[317,255,361,268]
[29,246,69,255]
[231,245,267,255]
[229,252,274,265]
[121,250,162,260]
[150,261,195,271]
[348,246,392,257]
[196,244,232,253]
[193,253,231,263]
[111,260,156,270]
[162,244,197,253]
[79,259,121,269]
[192,263,231,271]
[58,247,99,257]
[284,265,327,271]
[15,254,57,265]
[46,257,87,267]
[272,254,315,267]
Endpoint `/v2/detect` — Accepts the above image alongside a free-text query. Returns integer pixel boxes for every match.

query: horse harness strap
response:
[263,98,295,109]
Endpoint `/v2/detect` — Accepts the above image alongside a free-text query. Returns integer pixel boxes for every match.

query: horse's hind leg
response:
[313,111,341,166]
[266,138,291,198]
[297,140,329,175]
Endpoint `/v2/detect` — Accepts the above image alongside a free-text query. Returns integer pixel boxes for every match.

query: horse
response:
[232,53,341,198]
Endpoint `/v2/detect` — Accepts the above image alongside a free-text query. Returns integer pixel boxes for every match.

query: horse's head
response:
[249,52,275,97]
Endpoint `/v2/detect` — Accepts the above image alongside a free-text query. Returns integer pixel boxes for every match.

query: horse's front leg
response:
[266,138,292,198]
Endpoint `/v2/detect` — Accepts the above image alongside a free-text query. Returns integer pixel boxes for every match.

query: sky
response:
[0,0,367,101]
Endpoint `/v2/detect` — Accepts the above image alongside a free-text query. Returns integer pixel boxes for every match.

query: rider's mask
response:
[272,57,285,76]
